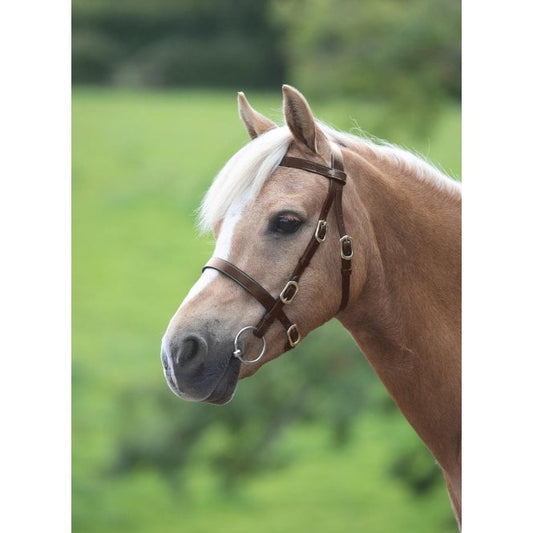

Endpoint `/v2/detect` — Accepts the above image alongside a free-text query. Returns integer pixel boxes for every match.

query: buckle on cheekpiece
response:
[340,235,354,260]
[315,219,327,242]
[287,324,301,347]
[280,280,299,304]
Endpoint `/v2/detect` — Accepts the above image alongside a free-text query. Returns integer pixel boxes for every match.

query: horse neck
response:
[338,146,461,479]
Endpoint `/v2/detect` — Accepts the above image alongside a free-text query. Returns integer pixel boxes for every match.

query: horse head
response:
[161,86,366,404]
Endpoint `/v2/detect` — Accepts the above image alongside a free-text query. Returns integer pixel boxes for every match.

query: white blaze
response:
[176,190,251,312]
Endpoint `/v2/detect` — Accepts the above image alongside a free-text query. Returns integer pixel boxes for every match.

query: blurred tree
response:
[72,0,460,120]
[388,441,443,495]
[72,0,286,87]
[272,0,460,134]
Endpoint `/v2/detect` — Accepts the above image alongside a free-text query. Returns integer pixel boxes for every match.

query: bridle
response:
[202,144,353,363]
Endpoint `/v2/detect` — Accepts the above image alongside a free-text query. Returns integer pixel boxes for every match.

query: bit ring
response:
[233,326,267,364]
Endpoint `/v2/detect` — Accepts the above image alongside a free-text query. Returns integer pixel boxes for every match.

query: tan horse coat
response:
[162,86,461,527]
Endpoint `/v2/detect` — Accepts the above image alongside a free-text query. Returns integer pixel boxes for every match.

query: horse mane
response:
[318,122,462,198]
[199,126,292,233]
[199,121,461,234]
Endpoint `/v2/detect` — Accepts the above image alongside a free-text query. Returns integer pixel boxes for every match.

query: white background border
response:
[2,1,532,530]
[1,1,71,531]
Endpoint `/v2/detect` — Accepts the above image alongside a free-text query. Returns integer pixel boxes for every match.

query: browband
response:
[279,156,347,183]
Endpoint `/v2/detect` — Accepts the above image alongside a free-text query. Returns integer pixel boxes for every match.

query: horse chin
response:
[238,362,262,379]
[203,356,241,405]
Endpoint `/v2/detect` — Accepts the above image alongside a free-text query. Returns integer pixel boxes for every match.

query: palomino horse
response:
[161,86,461,527]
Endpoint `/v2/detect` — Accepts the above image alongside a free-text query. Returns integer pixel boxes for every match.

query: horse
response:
[161,85,461,527]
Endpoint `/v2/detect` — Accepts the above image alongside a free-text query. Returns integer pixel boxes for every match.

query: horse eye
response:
[270,213,303,235]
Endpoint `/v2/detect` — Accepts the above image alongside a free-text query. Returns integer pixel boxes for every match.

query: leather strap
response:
[280,156,347,183]
[203,257,276,312]
[331,145,352,311]
[203,257,296,336]
[289,178,336,279]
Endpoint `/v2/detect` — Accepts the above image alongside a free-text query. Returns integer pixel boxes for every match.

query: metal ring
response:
[233,326,267,364]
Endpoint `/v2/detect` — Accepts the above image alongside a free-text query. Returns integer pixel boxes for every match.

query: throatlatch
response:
[202,145,353,363]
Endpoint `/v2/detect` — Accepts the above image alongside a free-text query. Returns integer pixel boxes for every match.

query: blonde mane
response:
[318,122,461,198]
[199,122,461,233]
[199,126,292,233]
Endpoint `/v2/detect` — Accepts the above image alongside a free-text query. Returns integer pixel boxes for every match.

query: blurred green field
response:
[73,88,460,533]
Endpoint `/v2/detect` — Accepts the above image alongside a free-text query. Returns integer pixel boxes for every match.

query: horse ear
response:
[282,84,326,154]
[237,92,276,139]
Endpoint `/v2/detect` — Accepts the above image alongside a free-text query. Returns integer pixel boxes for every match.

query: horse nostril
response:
[174,334,207,367]
[162,352,170,371]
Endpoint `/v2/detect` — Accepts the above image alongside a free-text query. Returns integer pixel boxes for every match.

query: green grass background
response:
[73,88,460,532]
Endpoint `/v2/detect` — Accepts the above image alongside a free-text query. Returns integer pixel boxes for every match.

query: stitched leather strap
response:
[203,257,296,335]
[331,145,352,311]
[280,156,347,183]
[289,178,336,279]
[203,258,275,311]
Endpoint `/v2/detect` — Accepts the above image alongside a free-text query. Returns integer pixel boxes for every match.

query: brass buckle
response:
[315,219,327,242]
[287,324,301,347]
[340,235,354,260]
[280,280,299,304]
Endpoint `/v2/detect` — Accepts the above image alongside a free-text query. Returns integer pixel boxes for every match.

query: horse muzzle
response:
[161,331,241,405]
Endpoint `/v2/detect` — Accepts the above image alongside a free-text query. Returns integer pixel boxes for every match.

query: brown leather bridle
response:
[202,144,353,363]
